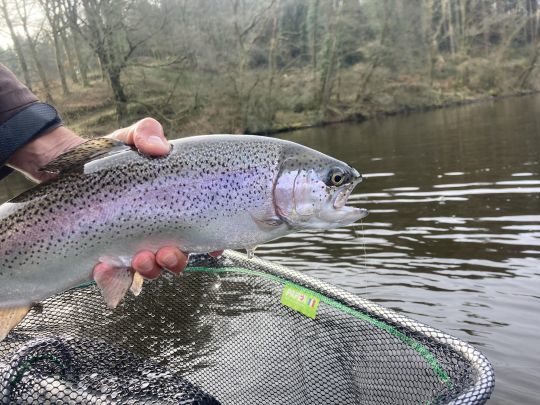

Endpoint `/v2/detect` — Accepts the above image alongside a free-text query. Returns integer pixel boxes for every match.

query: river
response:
[1,94,539,404]
[261,94,540,404]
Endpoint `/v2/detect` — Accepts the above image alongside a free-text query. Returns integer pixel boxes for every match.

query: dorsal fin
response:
[40,138,131,174]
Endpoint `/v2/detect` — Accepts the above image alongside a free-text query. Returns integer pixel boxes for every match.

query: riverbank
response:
[42,61,538,138]
[253,89,538,135]
[4,0,540,140]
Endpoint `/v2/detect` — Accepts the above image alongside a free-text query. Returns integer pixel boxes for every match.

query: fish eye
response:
[327,169,349,187]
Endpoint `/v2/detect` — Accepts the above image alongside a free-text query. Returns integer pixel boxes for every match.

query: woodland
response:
[1,0,539,135]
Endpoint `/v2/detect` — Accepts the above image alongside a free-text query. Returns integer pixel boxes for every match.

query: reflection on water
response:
[1,95,539,404]
[260,94,540,405]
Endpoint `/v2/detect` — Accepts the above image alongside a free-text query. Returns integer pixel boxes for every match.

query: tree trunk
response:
[357,0,391,100]
[63,0,89,86]
[525,0,538,44]
[516,41,540,88]
[0,0,32,90]
[308,0,320,97]
[458,0,468,55]
[267,0,280,100]
[109,67,128,123]
[18,6,54,103]
[72,31,89,86]
[442,0,456,55]
[52,29,70,95]
[480,0,490,56]
[27,39,54,103]
[60,28,79,84]
[319,0,344,115]
[40,0,70,95]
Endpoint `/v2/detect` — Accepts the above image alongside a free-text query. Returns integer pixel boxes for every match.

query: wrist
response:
[7,126,85,182]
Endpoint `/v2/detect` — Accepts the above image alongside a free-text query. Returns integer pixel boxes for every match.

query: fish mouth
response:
[333,183,355,209]
[332,179,369,222]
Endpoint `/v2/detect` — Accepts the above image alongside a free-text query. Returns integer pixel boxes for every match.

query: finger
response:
[156,247,188,275]
[132,118,170,156]
[108,117,170,156]
[209,250,223,258]
[132,250,161,279]
[107,123,137,144]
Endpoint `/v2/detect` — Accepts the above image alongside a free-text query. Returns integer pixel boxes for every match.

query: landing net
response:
[0,250,494,404]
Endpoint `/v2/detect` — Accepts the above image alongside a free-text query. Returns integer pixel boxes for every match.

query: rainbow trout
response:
[0,135,367,339]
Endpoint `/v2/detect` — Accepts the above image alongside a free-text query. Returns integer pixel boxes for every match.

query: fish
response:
[0,135,368,340]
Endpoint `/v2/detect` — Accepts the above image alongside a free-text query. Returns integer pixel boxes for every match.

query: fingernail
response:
[139,257,154,272]
[163,253,178,268]
[147,135,169,148]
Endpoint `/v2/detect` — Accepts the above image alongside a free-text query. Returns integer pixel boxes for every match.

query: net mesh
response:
[0,251,494,404]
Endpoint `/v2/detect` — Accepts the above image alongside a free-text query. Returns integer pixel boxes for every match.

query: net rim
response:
[220,250,495,405]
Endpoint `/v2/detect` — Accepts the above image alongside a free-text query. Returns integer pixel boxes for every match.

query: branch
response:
[240,0,275,39]
[124,13,168,62]
[129,54,191,68]
[164,73,182,107]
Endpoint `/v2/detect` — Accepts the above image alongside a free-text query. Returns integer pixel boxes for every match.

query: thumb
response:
[108,117,170,156]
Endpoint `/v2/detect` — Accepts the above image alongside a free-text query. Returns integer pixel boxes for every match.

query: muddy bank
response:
[252,89,537,136]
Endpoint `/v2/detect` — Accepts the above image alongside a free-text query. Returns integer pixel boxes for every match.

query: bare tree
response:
[58,15,79,84]
[0,0,32,90]
[15,0,54,103]
[74,0,167,122]
[1,0,539,134]
[356,0,392,100]
[61,0,89,86]
[318,0,344,115]
[39,0,70,95]
[228,0,275,130]
[307,0,320,92]
[267,0,280,99]
[442,0,456,55]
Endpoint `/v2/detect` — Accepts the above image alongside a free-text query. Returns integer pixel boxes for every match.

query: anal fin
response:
[130,272,144,296]
[93,266,134,309]
[0,306,31,341]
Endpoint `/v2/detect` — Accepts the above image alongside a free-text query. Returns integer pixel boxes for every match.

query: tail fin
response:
[0,306,31,341]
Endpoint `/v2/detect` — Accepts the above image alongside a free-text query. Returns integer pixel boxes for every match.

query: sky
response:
[0,34,13,49]
[0,2,44,51]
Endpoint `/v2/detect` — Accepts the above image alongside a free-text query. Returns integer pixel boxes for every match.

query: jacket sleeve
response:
[0,64,61,179]
[0,63,38,123]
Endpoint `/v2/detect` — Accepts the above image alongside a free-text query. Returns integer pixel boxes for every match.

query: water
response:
[1,94,539,403]
[261,95,539,404]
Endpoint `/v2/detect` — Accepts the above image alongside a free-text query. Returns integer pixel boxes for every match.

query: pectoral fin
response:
[250,212,284,231]
[0,306,31,341]
[93,267,134,309]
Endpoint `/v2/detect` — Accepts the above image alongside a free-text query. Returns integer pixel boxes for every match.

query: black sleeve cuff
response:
[0,102,62,178]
